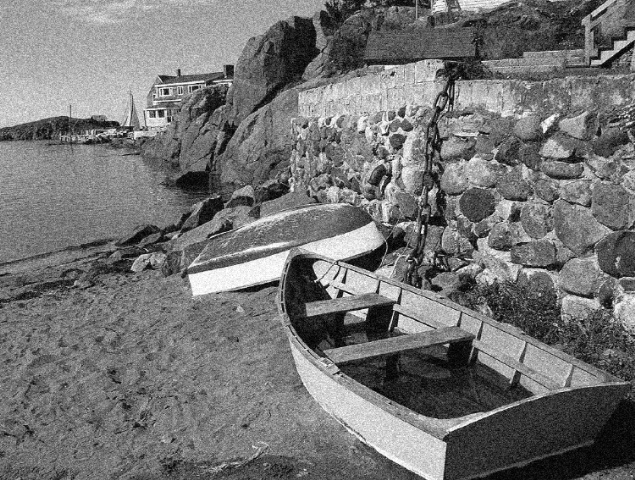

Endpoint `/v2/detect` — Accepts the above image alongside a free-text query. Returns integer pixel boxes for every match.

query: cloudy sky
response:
[0,0,325,128]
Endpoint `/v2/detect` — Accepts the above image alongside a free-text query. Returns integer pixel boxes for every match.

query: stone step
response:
[483,64,566,75]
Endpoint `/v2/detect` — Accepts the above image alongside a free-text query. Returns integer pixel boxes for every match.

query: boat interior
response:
[281,253,618,421]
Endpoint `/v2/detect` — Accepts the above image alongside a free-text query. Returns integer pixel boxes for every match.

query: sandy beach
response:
[1,245,634,480]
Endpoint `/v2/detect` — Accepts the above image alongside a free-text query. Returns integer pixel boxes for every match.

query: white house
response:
[432,0,566,14]
[144,65,233,131]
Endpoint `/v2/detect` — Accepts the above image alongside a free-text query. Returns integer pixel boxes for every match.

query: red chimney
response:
[176,68,182,77]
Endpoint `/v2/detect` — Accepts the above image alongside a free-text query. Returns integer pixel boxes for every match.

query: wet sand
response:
[0,246,633,480]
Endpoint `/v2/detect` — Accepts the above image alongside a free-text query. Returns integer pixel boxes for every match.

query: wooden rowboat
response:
[277,249,630,480]
[187,203,385,296]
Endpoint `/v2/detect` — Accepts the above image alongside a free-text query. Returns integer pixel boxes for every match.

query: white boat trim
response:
[188,221,384,296]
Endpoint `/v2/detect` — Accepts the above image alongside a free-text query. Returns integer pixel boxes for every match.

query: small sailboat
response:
[120,92,141,134]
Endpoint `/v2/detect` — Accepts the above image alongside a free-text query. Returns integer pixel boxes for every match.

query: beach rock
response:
[149,252,168,270]
[541,160,584,179]
[510,240,556,267]
[553,200,610,255]
[117,224,161,246]
[533,175,559,203]
[519,143,542,171]
[513,115,542,141]
[558,111,597,140]
[559,180,592,207]
[539,134,579,160]
[180,196,224,232]
[137,232,166,248]
[131,254,153,273]
[494,137,521,166]
[225,185,256,208]
[441,225,474,256]
[440,136,475,160]
[227,16,317,124]
[596,231,635,278]
[488,222,512,251]
[615,295,635,333]
[520,203,553,239]
[517,269,557,303]
[592,128,630,157]
[219,89,300,187]
[592,182,634,230]
[459,188,496,222]
[255,179,290,203]
[497,168,532,201]
[440,161,468,195]
[559,257,604,297]
[561,295,601,322]
[465,157,501,188]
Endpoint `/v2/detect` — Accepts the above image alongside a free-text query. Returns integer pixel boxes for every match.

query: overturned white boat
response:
[187,203,385,296]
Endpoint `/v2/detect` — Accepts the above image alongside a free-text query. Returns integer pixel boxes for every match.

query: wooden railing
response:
[583,0,631,65]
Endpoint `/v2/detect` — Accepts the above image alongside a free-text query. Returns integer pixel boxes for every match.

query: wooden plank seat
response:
[323,327,475,365]
[303,293,395,318]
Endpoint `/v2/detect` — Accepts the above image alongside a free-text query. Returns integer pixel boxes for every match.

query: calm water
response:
[0,141,209,263]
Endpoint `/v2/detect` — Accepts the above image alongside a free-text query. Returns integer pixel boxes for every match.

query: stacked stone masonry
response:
[290,66,635,331]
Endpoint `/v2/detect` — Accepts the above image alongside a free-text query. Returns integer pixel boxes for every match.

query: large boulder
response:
[227,16,317,125]
[219,89,300,187]
[553,200,610,255]
[596,231,635,278]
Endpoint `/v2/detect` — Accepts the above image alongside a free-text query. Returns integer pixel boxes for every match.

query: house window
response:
[149,111,156,118]
[177,86,184,95]
[160,87,171,96]
[157,110,165,118]
[188,85,200,93]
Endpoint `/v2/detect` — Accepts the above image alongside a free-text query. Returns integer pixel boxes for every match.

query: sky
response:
[0,0,326,128]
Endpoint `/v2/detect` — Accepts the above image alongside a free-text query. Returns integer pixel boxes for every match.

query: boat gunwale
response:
[277,249,630,442]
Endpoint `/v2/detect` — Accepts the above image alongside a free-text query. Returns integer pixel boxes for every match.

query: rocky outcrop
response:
[142,15,321,192]
[219,89,300,187]
[141,86,230,177]
[0,116,119,141]
[227,17,317,125]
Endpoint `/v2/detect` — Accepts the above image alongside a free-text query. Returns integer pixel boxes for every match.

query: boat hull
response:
[278,250,630,480]
[188,204,384,296]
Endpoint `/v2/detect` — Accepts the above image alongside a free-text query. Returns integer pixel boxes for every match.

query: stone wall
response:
[298,63,635,118]
[288,99,635,331]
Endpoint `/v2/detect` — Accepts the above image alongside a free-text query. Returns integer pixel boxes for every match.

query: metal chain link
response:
[404,61,462,288]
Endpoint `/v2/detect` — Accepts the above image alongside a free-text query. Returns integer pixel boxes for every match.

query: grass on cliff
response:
[460,281,635,397]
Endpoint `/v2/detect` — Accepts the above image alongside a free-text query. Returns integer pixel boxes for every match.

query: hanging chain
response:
[404,61,462,288]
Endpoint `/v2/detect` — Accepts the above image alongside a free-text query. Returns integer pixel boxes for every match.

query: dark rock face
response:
[459,188,496,222]
[511,240,556,267]
[219,89,300,187]
[553,200,610,255]
[180,196,224,232]
[228,17,317,125]
[117,225,161,246]
[592,182,634,230]
[596,231,635,277]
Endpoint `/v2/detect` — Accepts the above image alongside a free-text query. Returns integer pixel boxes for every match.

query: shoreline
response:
[0,226,633,479]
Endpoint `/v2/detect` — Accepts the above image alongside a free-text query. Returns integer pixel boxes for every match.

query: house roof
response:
[364,28,476,64]
[156,72,229,85]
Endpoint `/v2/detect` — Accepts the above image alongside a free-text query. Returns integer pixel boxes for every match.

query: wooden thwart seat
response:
[324,327,475,365]
[303,293,395,318]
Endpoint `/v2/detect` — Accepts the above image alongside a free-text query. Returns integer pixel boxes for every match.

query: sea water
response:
[0,141,209,263]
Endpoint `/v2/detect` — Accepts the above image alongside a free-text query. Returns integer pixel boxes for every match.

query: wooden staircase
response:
[583,0,635,67]
[590,26,635,67]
